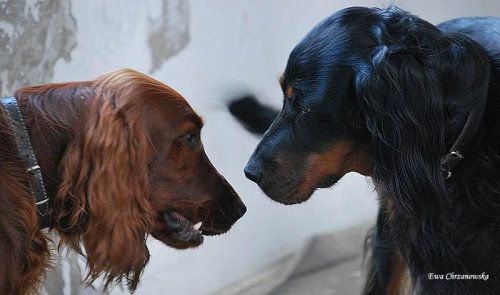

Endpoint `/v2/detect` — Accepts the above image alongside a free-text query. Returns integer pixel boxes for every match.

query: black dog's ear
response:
[355,10,492,279]
[228,95,280,135]
[356,47,447,218]
[355,42,458,279]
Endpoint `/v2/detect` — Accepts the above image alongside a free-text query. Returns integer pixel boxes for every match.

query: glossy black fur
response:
[229,7,500,295]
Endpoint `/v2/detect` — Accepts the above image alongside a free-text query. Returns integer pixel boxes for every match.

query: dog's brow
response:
[178,113,203,135]
[279,74,285,88]
[285,84,294,100]
[279,73,294,100]
[190,114,204,128]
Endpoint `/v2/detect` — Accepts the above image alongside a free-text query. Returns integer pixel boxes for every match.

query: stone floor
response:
[219,223,373,295]
[41,223,373,295]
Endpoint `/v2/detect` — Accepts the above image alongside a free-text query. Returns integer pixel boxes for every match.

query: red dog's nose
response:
[234,202,247,219]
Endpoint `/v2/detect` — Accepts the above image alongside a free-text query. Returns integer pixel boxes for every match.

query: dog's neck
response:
[13,84,96,228]
[1,97,51,228]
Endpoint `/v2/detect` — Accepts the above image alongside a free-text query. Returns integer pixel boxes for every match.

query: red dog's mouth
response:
[163,211,226,236]
[153,210,229,249]
[151,211,202,249]
[163,211,204,240]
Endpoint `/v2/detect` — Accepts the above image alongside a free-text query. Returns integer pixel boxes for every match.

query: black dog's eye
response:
[299,106,311,114]
[292,99,311,115]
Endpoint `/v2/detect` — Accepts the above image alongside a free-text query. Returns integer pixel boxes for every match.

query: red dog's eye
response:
[184,133,199,146]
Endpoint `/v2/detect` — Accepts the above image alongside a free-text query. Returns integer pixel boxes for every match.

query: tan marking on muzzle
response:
[297,141,373,195]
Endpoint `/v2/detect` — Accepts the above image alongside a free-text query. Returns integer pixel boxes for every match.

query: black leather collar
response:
[1,96,51,229]
[441,97,488,180]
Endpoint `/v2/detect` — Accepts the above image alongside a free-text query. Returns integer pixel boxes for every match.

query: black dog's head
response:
[244,6,492,208]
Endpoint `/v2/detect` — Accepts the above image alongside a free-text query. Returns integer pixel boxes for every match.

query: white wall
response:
[48,1,500,294]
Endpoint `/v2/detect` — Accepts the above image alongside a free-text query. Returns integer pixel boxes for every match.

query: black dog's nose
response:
[244,164,263,184]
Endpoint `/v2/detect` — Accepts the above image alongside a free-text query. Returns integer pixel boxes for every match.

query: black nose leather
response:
[244,164,262,184]
[235,202,247,219]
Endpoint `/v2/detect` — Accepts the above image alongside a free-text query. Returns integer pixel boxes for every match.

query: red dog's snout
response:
[218,176,247,219]
[234,200,247,219]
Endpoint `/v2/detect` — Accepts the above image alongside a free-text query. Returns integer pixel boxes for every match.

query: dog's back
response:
[439,17,500,62]
[439,18,500,140]
[229,18,500,138]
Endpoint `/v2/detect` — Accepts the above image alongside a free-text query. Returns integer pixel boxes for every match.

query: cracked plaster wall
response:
[0,0,76,96]
[0,0,188,96]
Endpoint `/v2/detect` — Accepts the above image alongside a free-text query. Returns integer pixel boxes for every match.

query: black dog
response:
[229,7,500,295]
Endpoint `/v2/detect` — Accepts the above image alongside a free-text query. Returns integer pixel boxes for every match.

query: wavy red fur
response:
[0,69,246,294]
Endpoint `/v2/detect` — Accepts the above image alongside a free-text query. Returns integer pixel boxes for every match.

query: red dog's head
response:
[11,69,246,291]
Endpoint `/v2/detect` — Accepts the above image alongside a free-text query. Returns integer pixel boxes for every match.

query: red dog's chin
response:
[153,231,205,249]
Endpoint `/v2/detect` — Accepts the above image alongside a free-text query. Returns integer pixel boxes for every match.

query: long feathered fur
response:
[52,72,157,290]
[0,68,247,294]
[0,70,158,292]
[229,7,500,294]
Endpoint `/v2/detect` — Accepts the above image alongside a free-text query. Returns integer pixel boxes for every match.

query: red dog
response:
[0,69,246,294]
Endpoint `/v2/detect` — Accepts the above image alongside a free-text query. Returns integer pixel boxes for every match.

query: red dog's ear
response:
[53,69,156,291]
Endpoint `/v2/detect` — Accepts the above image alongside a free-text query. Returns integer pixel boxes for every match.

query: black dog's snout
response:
[244,163,263,184]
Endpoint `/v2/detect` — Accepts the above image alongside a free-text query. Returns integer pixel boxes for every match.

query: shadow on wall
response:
[148,0,190,73]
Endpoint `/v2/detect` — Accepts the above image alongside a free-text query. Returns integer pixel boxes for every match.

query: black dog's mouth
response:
[259,174,343,205]
[317,174,341,188]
